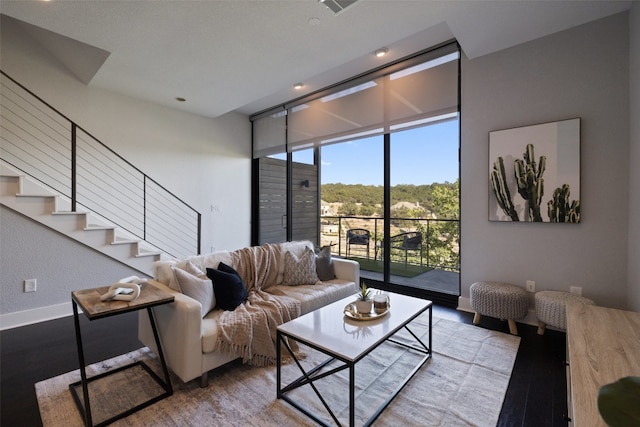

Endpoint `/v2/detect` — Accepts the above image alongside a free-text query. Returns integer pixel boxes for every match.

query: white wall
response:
[629,3,640,312]
[1,16,251,322]
[461,12,630,310]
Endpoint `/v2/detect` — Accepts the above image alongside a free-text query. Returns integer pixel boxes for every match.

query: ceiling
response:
[0,1,632,118]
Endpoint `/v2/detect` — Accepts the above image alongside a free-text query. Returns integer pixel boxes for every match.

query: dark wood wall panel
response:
[258,157,286,244]
[257,157,318,245]
[292,161,318,243]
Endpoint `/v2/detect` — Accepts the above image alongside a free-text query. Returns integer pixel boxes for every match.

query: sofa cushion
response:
[206,267,248,311]
[201,309,224,353]
[172,265,215,318]
[315,245,335,281]
[283,247,319,286]
[271,279,358,314]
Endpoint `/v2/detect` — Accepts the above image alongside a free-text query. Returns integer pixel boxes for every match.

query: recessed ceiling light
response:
[175,97,186,102]
[308,17,321,26]
[293,83,304,90]
[374,48,388,58]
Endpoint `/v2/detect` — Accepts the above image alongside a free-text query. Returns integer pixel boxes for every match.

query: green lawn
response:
[348,257,433,278]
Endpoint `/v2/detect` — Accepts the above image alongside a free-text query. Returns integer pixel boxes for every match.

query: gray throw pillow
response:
[316,245,335,281]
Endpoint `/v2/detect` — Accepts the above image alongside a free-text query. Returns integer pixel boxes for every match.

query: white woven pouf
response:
[535,290,595,335]
[470,281,529,335]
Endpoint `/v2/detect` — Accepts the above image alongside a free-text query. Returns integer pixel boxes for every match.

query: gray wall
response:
[0,207,141,314]
[629,3,640,312]
[461,12,631,309]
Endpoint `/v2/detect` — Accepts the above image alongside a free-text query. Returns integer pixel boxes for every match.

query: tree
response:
[358,204,376,216]
[431,180,459,219]
[338,201,358,216]
[425,179,459,270]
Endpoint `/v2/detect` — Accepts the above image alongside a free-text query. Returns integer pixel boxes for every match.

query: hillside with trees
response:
[322,180,459,219]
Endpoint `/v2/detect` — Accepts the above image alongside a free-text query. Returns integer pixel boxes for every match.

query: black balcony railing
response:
[1,71,201,258]
[321,215,460,272]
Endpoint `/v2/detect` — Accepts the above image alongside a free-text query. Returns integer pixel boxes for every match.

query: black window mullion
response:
[383,132,391,283]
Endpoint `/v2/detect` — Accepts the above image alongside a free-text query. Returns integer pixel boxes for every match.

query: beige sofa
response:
[138,241,359,386]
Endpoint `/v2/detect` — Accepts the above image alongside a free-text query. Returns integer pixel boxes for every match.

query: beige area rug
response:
[36,315,520,426]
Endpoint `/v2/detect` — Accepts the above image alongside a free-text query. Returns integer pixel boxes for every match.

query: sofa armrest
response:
[333,258,360,285]
[138,280,204,383]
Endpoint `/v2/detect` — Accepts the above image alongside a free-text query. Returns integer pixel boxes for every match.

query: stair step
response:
[136,250,162,258]
[16,193,56,198]
[112,239,139,245]
[84,225,117,231]
[52,211,88,215]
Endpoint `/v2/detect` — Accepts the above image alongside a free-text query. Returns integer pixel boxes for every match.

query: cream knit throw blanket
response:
[214,243,302,367]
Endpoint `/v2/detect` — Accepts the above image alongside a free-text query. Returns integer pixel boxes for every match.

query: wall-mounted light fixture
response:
[301,179,310,188]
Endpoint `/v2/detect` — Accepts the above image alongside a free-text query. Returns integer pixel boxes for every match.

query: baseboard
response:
[0,302,72,330]
[457,296,539,327]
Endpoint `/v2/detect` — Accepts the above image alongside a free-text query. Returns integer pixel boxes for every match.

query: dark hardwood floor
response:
[0,305,567,427]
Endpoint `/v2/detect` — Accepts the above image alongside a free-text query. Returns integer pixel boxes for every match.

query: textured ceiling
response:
[0,1,632,118]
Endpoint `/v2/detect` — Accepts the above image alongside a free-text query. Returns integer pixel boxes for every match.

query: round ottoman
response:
[535,290,595,335]
[470,281,529,335]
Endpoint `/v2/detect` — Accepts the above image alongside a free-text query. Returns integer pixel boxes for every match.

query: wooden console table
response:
[566,301,640,426]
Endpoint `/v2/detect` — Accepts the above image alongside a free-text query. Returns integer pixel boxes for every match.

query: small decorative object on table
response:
[344,285,390,320]
[373,293,390,314]
[354,282,373,314]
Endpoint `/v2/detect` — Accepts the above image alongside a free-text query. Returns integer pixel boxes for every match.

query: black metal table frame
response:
[70,301,173,427]
[276,306,431,427]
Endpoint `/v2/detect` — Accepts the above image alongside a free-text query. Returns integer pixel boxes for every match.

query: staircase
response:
[1,71,201,277]
[1,161,167,276]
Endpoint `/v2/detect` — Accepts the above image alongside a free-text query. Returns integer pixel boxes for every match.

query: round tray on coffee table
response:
[343,303,389,320]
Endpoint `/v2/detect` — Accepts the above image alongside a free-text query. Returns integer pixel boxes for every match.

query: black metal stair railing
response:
[0,70,201,259]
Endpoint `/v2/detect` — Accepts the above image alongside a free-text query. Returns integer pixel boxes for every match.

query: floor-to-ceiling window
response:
[252,42,460,304]
[387,120,459,296]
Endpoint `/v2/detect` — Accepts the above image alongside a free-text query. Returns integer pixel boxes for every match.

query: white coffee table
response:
[276,292,432,427]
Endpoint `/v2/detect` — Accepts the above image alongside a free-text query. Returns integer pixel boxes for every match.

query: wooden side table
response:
[566,302,640,426]
[70,283,174,427]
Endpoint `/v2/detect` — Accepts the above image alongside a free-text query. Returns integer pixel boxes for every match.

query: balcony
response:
[320,215,460,296]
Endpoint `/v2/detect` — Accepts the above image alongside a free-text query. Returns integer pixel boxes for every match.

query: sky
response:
[293,119,460,186]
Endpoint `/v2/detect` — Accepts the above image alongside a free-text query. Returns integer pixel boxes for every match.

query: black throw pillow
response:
[206,267,248,311]
[218,262,241,278]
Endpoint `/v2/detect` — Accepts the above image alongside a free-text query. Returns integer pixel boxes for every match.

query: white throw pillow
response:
[283,247,319,286]
[172,263,216,317]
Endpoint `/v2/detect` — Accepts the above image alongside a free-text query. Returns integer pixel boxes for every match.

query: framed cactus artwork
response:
[489,118,581,223]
